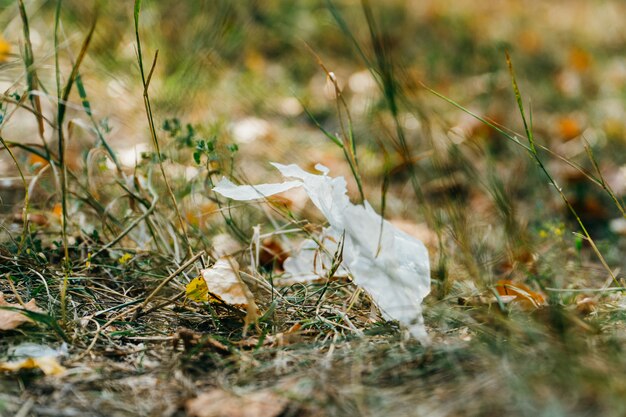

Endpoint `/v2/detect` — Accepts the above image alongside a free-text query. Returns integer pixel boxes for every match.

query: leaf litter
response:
[0,343,67,376]
[0,292,43,331]
[186,257,260,331]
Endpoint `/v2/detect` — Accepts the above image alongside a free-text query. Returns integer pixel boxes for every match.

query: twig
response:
[138,291,185,318]
[131,250,205,320]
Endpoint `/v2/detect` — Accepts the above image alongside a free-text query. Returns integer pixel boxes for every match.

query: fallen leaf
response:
[556,115,583,141]
[495,280,546,309]
[0,343,67,376]
[237,323,305,348]
[0,356,66,376]
[186,388,288,417]
[0,293,43,331]
[259,238,288,271]
[202,258,253,309]
[52,203,63,219]
[575,295,597,315]
[201,258,259,329]
[174,328,230,353]
[0,36,10,62]
[186,276,209,302]
[458,294,517,307]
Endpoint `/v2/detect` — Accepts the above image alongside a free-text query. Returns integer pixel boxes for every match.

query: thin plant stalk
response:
[134,0,194,260]
[55,1,97,321]
[304,45,364,202]
[425,56,619,287]
[583,141,626,218]
[504,53,618,286]
[17,0,49,157]
[326,0,427,206]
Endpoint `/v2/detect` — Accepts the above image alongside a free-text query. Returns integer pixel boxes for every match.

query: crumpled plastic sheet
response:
[213,163,431,342]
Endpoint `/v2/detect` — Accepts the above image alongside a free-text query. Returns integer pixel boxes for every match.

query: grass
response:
[1,1,626,416]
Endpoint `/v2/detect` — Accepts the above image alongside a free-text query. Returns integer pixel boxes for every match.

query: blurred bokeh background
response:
[2,0,626,262]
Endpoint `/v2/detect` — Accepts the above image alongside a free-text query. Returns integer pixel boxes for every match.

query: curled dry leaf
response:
[201,258,254,310]
[495,280,546,309]
[187,258,260,329]
[237,322,305,348]
[575,295,597,315]
[458,294,516,307]
[186,388,288,417]
[0,292,43,331]
[173,328,230,353]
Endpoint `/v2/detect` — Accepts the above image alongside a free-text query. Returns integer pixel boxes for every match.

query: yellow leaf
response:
[0,37,10,63]
[0,356,66,376]
[186,276,208,302]
[118,253,133,265]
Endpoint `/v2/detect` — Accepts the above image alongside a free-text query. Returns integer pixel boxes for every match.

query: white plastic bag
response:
[213,163,430,341]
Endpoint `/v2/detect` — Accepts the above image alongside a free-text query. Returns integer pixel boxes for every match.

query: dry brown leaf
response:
[258,238,288,271]
[186,388,288,417]
[202,258,253,309]
[458,294,517,307]
[173,328,230,353]
[495,280,546,309]
[0,293,43,331]
[237,323,305,348]
[202,258,259,330]
[575,295,597,315]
